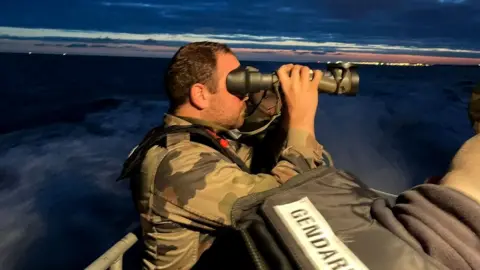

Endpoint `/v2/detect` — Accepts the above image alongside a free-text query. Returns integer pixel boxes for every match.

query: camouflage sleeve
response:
[153,128,331,228]
[151,142,280,228]
[271,127,333,183]
[141,224,202,270]
[254,122,334,170]
[143,128,332,269]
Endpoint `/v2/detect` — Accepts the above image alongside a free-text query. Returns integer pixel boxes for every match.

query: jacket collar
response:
[163,114,230,134]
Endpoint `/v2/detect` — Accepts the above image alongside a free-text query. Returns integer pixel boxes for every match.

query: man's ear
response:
[189,83,210,109]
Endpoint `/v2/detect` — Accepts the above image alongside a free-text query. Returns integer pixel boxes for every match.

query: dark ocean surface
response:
[0,52,478,269]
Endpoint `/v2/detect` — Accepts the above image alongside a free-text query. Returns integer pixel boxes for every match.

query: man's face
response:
[206,53,247,129]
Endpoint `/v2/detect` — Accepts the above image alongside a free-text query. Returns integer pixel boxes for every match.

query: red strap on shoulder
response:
[219,138,229,148]
[205,129,229,148]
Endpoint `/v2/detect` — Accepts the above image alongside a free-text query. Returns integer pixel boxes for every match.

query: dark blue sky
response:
[1,0,479,62]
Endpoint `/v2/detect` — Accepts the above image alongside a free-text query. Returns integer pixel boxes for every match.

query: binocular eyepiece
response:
[226,62,359,97]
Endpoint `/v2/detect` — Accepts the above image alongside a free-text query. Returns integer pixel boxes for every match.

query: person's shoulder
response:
[143,137,232,172]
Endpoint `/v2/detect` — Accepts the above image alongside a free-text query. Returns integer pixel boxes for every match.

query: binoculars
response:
[224,62,360,137]
[226,62,360,97]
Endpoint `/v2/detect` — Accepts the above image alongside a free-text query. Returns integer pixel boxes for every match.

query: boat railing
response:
[84,231,139,270]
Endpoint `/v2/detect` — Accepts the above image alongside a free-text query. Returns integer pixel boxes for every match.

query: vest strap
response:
[117,124,250,181]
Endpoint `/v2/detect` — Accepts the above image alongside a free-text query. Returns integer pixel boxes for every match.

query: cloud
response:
[1,27,479,59]
[293,49,330,56]
[100,1,228,11]
[438,0,466,4]
[2,39,479,65]
[66,43,88,48]
[268,0,480,49]
[0,0,478,52]
[31,42,121,50]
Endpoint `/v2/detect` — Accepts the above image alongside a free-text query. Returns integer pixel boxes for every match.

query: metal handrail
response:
[85,232,139,270]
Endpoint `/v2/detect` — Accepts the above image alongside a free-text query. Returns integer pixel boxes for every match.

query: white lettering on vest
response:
[273,197,370,270]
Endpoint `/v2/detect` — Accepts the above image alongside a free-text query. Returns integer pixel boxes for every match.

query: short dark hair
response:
[164,41,234,111]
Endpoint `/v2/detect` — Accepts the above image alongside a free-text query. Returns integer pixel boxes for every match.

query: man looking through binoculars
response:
[119,41,480,270]
[120,41,333,269]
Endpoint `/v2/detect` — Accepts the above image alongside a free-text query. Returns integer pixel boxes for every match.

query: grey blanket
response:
[371,184,480,270]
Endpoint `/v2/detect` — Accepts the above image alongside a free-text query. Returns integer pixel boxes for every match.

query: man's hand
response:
[276,64,323,135]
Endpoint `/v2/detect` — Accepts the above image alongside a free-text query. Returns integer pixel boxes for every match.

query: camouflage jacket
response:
[130,113,333,270]
[469,83,480,134]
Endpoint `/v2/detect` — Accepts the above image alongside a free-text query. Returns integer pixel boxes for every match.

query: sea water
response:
[0,52,478,269]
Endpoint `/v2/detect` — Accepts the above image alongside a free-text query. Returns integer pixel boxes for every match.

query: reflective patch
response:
[273,197,369,270]
[128,145,138,157]
[321,151,333,167]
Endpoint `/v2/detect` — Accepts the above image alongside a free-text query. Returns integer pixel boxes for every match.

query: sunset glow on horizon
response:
[1,38,479,66]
